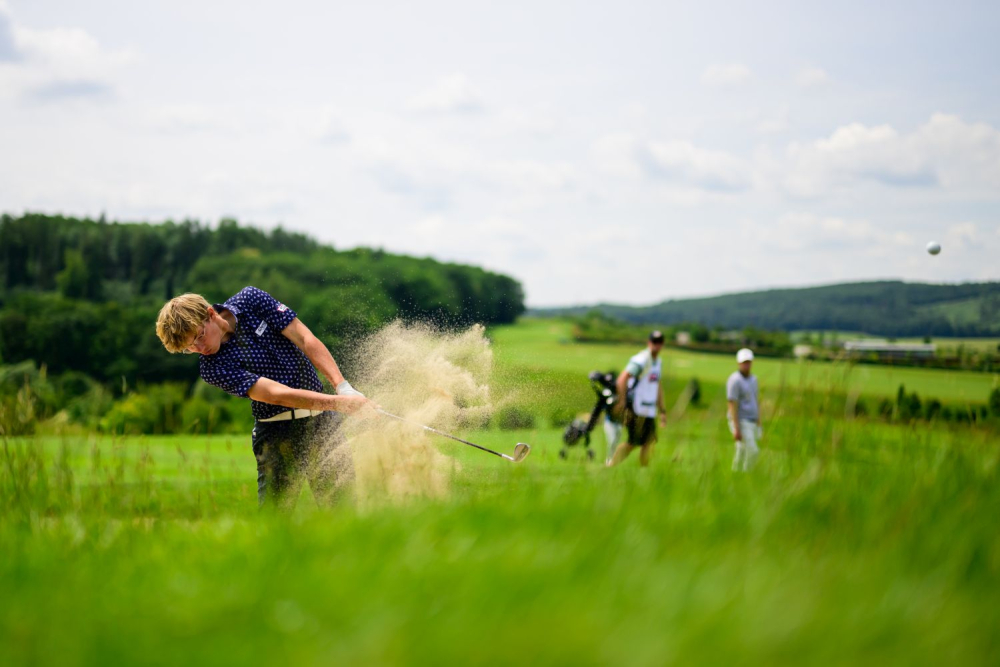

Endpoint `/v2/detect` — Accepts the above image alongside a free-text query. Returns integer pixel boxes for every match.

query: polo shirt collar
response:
[214,302,240,316]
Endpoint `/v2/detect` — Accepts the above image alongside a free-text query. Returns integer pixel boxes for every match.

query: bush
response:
[55,371,99,402]
[0,386,40,435]
[99,383,187,435]
[0,361,59,418]
[989,387,1000,419]
[896,384,922,422]
[852,398,869,418]
[496,405,536,430]
[100,393,154,435]
[181,397,231,434]
[687,378,702,406]
[64,384,114,428]
[549,405,578,428]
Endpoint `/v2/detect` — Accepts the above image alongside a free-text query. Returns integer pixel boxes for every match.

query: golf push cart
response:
[560,370,622,461]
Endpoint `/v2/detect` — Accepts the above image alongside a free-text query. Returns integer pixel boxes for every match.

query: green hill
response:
[0,213,525,385]
[531,281,1000,337]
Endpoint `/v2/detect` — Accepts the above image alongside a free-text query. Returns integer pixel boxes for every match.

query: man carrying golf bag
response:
[608,330,667,468]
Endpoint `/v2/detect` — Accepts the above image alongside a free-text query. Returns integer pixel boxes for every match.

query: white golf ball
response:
[926,241,941,255]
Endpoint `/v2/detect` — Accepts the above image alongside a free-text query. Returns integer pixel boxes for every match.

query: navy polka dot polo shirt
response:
[199,286,323,421]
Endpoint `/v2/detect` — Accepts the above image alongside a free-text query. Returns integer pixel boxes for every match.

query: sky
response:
[1,0,998,307]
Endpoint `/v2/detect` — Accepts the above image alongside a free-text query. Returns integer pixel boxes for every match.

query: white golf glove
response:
[336,380,365,398]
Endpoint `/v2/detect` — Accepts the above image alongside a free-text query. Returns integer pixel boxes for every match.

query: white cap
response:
[736,348,754,363]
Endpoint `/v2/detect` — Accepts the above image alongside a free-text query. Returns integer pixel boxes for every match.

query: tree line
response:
[534,280,1000,337]
[0,213,525,387]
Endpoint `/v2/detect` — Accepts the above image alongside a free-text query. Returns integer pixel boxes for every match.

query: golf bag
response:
[560,370,623,461]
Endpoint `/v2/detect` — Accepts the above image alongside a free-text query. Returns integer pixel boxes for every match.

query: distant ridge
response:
[529,281,1000,337]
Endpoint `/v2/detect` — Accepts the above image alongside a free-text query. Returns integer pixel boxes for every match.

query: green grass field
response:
[2,320,999,665]
[491,319,1000,423]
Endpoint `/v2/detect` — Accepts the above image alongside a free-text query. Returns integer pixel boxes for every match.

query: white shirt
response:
[626,348,662,418]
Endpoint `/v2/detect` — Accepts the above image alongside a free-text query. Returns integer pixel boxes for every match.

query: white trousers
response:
[730,419,760,471]
[604,416,623,463]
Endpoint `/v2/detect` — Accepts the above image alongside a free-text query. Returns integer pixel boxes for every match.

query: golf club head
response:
[511,443,531,463]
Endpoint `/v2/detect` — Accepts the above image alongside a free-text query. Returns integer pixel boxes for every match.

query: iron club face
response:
[506,443,531,463]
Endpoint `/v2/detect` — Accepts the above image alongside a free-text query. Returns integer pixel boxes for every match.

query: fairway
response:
[493,319,1000,406]
[3,320,1000,665]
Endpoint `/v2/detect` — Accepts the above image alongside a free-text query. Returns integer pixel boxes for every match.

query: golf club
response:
[376,409,531,463]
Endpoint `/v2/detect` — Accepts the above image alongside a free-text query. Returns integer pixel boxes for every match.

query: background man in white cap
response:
[727,348,761,471]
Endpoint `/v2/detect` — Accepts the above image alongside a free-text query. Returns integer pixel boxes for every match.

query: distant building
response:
[843,341,936,359]
[675,331,691,346]
[793,344,813,359]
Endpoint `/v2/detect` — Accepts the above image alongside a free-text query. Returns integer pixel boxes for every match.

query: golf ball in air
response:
[926,241,941,255]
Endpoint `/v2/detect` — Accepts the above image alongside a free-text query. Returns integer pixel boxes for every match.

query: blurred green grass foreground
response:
[2,320,999,665]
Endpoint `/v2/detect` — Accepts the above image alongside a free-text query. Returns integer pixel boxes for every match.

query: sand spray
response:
[326,321,495,506]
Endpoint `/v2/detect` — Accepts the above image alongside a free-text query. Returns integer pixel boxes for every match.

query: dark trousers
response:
[625,409,657,446]
[251,411,353,508]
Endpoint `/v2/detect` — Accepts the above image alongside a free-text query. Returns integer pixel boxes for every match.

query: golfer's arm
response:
[282,318,346,387]
[247,377,363,413]
[727,400,738,423]
[657,383,666,413]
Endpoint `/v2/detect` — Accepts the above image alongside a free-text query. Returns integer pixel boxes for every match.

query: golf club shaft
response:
[376,409,514,461]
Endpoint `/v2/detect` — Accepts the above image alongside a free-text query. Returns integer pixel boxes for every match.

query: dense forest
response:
[532,281,1000,337]
[0,213,525,387]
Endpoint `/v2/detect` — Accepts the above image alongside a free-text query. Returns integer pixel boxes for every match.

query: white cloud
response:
[399,214,545,270]
[701,63,752,87]
[795,66,829,87]
[782,114,1000,197]
[484,159,577,194]
[495,106,557,137]
[0,4,133,102]
[593,133,751,193]
[756,105,790,135]
[642,141,751,191]
[406,73,484,114]
[147,105,229,134]
[1,3,997,306]
[315,107,350,144]
[0,3,18,63]
[748,212,914,254]
[945,222,978,250]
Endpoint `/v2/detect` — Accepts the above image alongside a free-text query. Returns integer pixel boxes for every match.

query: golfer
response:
[609,330,667,467]
[727,348,761,471]
[156,286,371,507]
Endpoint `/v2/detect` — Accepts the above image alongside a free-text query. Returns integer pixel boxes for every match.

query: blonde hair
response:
[156,293,211,353]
